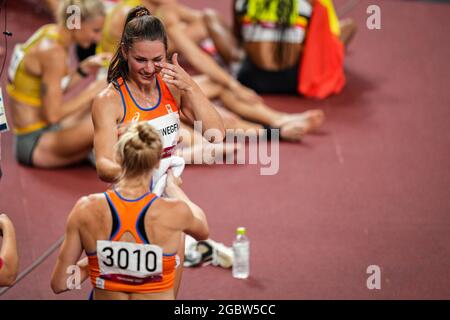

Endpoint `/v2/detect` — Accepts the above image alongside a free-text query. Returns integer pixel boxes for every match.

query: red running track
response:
[0,0,449,299]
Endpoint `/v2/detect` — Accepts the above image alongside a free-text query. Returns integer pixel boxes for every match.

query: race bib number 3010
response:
[97,240,163,283]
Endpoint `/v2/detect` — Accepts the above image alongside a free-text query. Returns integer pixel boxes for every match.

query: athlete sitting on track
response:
[7,0,110,168]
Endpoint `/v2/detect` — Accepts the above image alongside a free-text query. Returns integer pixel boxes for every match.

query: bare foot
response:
[274,109,324,140]
[273,116,305,142]
[279,121,305,142]
[293,109,325,134]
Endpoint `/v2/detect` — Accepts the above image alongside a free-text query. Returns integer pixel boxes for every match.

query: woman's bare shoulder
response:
[92,82,123,113]
[151,197,191,221]
[70,193,108,225]
[97,82,121,101]
[36,39,67,70]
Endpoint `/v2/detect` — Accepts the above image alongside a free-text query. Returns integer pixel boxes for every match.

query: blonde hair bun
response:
[115,122,162,177]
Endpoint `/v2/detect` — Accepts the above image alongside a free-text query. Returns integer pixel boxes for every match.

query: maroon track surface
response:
[1,0,450,299]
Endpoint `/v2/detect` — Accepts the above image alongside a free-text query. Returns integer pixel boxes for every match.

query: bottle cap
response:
[236,227,246,235]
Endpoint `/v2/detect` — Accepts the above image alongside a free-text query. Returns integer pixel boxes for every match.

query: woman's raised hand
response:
[166,169,182,188]
[157,53,196,93]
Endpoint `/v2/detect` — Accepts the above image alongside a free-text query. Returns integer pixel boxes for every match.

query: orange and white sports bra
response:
[87,189,178,294]
[114,75,180,159]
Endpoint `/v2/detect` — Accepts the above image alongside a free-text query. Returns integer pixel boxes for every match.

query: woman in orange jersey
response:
[97,1,324,143]
[51,122,209,299]
[92,6,224,183]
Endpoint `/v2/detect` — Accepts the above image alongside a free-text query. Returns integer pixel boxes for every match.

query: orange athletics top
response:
[114,75,180,159]
[87,189,178,294]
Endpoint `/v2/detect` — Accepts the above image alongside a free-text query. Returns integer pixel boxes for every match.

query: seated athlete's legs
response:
[219,89,282,126]
[215,105,262,132]
[32,112,93,168]
[219,88,325,141]
[203,9,243,64]
[179,8,209,44]
[193,75,314,141]
[193,76,277,133]
[177,122,239,164]
[193,75,224,99]
[193,75,283,125]
[156,2,208,42]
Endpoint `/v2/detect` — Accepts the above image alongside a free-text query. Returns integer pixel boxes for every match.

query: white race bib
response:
[146,111,180,152]
[8,44,25,82]
[0,89,9,132]
[97,240,163,284]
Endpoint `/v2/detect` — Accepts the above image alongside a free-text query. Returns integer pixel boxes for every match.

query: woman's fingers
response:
[165,78,181,87]
[172,52,179,66]
[161,67,177,82]
[165,79,190,92]
[161,67,177,78]
[157,54,193,91]
[156,62,176,71]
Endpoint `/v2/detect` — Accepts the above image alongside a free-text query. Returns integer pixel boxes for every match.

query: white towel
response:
[151,155,185,196]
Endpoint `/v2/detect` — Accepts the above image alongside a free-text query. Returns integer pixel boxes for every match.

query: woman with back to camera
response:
[51,122,209,300]
[234,0,356,96]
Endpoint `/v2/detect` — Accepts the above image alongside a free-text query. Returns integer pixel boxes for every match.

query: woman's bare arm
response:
[0,214,19,286]
[51,198,87,294]
[164,171,209,240]
[40,48,106,124]
[92,88,123,182]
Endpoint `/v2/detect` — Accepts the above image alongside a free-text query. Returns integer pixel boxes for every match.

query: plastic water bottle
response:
[232,227,250,279]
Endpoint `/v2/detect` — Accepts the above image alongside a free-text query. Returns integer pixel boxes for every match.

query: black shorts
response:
[237,57,299,95]
[14,124,60,166]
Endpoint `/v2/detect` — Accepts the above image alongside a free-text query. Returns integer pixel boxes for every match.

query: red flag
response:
[298,0,345,99]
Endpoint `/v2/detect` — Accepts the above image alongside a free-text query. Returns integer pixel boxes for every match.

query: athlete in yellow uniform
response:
[7,0,110,167]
